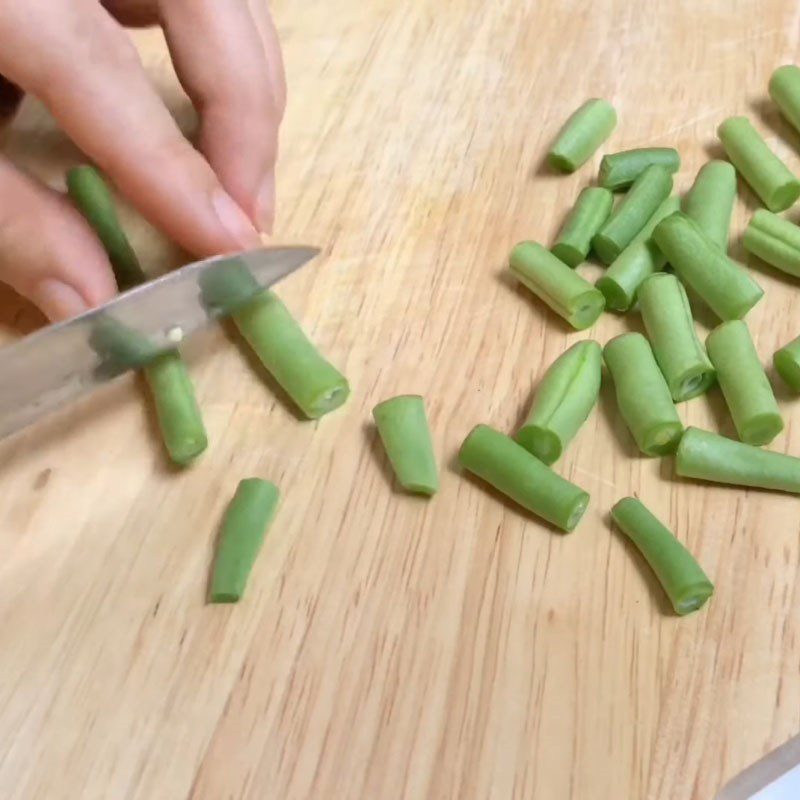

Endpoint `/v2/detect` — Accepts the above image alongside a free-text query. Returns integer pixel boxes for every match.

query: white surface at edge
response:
[751,762,800,799]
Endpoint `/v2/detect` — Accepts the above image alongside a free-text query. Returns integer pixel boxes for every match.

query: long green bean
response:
[743,209,800,277]
[683,160,737,250]
[548,99,617,173]
[552,187,613,267]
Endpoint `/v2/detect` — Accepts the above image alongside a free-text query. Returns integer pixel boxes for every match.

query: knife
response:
[0,245,318,440]
[716,731,800,799]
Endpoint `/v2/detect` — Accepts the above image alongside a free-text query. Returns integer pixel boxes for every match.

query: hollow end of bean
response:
[514,425,562,465]
[740,412,784,446]
[592,233,622,265]
[673,580,714,615]
[550,242,583,268]
[774,349,800,392]
[565,494,590,532]
[672,366,716,403]
[568,289,606,329]
[210,590,240,604]
[547,151,577,173]
[595,276,632,312]
[643,421,684,456]
[767,180,800,213]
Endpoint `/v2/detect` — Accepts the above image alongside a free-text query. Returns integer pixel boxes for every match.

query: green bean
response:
[769,65,800,136]
[676,427,800,493]
[373,395,438,495]
[233,291,349,419]
[774,334,800,393]
[593,165,673,264]
[210,479,280,603]
[611,497,713,615]
[652,212,763,321]
[515,340,601,464]
[66,166,145,290]
[603,333,683,456]
[596,195,680,311]
[706,320,783,446]
[683,160,737,250]
[509,242,605,330]
[458,424,589,532]
[718,116,800,212]
[598,148,680,191]
[547,99,617,173]
[551,187,613,267]
[638,274,715,402]
[743,209,800,277]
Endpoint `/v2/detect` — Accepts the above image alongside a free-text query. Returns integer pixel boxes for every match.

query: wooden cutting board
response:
[1,1,799,798]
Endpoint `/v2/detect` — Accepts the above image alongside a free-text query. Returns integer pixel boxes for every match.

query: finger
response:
[246,0,287,117]
[0,0,261,257]
[159,0,283,233]
[0,156,117,321]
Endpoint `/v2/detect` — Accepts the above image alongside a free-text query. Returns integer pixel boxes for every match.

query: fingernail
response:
[256,171,276,235]
[211,189,261,249]
[33,279,89,321]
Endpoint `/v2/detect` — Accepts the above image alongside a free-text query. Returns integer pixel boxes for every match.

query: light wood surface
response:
[2,2,800,798]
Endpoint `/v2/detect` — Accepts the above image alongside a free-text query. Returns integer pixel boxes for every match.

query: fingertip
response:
[255,170,275,235]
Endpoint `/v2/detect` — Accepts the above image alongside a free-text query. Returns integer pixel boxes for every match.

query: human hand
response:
[0,0,285,320]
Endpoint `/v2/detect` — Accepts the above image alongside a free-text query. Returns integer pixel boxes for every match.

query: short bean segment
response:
[611,497,713,616]
[603,333,683,456]
[596,195,680,312]
[718,116,800,212]
[769,65,800,136]
[515,340,602,465]
[373,395,439,496]
[653,212,763,321]
[706,320,783,446]
[509,242,605,330]
[743,209,800,277]
[677,427,800,494]
[547,99,617,173]
[774,334,800,392]
[459,424,590,532]
[593,165,673,264]
[683,160,737,250]
[551,187,614,267]
[638,274,715,402]
[598,147,680,191]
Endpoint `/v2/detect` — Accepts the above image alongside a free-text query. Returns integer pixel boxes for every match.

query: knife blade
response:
[717,732,800,799]
[0,245,318,439]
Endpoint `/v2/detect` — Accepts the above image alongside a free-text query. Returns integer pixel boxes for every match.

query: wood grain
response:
[1,1,800,798]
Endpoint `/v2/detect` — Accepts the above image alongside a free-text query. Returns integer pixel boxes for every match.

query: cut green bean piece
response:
[593,165,673,264]
[774,334,800,392]
[676,427,800,493]
[66,166,146,290]
[718,116,800,212]
[597,195,680,311]
[603,333,683,456]
[143,352,207,465]
[638,274,715,402]
[706,320,783,446]
[210,478,279,603]
[683,160,737,250]
[547,99,617,173]
[515,340,601,464]
[611,497,713,615]
[459,424,589,532]
[743,209,800,277]
[509,242,605,329]
[233,291,349,419]
[551,187,613,267]
[373,395,438,495]
[769,65,800,136]
[599,148,680,191]
[653,212,763,321]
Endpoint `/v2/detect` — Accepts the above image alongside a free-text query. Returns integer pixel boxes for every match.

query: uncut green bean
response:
[210,479,280,603]
[597,195,680,311]
[683,160,737,250]
[603,333,683,456]
[677,427,800,493]
[593,165,673,264]
[638,274,715,402]
[769,65,800,136]
[459,424,589,532]
[515,340,601,464]
[706,320,783,446]
[509,242,605,329]
[551,187,613,267]
[599,148,680,191]
[774,334,800,392]
[233,291,349,419]
[611,497,713,615]
[373,395,438,495]
[653,212,763,321]
[66,166,146,290]
[743,209,800,277]
[718,116,800,212]
[548,99,617,173]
